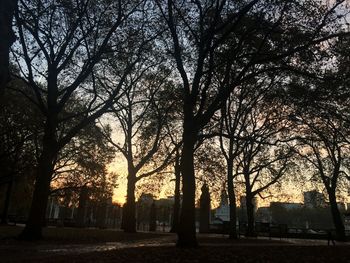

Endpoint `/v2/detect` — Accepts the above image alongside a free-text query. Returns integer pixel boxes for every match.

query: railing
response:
[209,221,350,240]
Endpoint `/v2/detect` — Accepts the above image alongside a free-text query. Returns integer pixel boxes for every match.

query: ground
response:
[0,226,349,262]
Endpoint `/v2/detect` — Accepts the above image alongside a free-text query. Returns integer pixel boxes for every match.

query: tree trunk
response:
[227,159,237,239]
[328,189,345,241]
[123,172,136,233]
[149,202,157,232]
[19,121,58,240]
[77,186,88,227]
[170,152,181,233]
[0,0,17,96]
[1,179,13,224]
[176,128,197,248]
[245,194,256,237]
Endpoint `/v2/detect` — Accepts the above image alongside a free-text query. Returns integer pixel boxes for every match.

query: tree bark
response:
[176,124,197,247]
[245,193,256,237]
[170,152,181,233]
[327,189,346,241]
[0,0,17,96]
[19,121,58,240]
[123,171,137,233]
[1,179,13,224]
[227,159,237,239]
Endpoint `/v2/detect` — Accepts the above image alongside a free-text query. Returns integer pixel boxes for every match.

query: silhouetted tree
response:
[104,66,177,233]
[13,0,146,240]
[292,114,349,241]
[170,149,181,233]
[283,35,350,241]
[218,87,254,239]
[0,0,17,96]
[155,0,348,247]
[0,78,40,223]
[237,97,294,236]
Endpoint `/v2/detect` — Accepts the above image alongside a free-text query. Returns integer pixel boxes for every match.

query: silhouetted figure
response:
[199,183,211,233]
[327,230,335,246]
[149,202,157,232]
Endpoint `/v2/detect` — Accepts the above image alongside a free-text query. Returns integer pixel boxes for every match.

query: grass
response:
[0,226,348,262]
[0,225,167,244]
[49,246,350,263]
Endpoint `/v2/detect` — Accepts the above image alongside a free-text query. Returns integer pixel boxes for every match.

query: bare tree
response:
[292,113,350,241]
[104,65,177,233]
[0,0,17,96]
[283,32,350,241]
[236,99,294,236]
[218,80,262,239]
[12,0,147,240]
[155,0,348,247]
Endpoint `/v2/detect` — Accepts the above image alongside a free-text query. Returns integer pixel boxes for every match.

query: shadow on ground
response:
[1,226,348,262]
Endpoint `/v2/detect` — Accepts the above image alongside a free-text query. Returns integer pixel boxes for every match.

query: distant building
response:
[255,207,271,223]
[138,193,154,205]
[136,193,177,231]
[240,196,258,213]
[136,193,154,230]
[344,212,350,230]
[47,196,60,219]
[270,202,303,210]
[303,190,326,208]
[155,196,174,227]
[215,184,230,222]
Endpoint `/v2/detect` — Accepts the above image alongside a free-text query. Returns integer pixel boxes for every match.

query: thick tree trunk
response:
[227,160,237,239]
[328,189,346,241]
[176,128,197,248]
[19,120,58,240]
[1,179,13,224]
[170,152,181,233]
[0,0,17,96]
[19,149,56,239]
[123,172,136,233]
[245,194,256,237]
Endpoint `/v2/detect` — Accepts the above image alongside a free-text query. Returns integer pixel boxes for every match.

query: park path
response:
[38,235,177,255]
[2,232,350,261]
[0,234,176,262]
[35,235,350,256]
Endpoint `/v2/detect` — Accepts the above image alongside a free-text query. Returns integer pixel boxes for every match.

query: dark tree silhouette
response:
[281,35,350,241]
[104,66,177,233]
[155,0,348,247]
[170,149,181,233]
[0,79,40,224]
[13,0,146,240]
[0,0,17,96]
[291,111,350,241]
